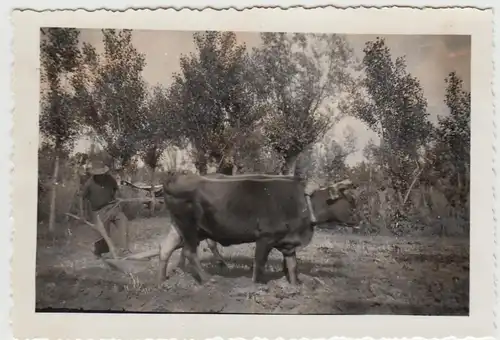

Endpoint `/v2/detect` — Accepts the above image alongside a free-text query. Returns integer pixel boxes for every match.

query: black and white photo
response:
[11,6,495,340]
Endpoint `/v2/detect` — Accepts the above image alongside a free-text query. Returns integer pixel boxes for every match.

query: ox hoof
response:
[216,261,229,269]
[252,277,266,284]
[157,274,167,288]
[193,273,212,284]
[201,275,214,284]
[193,276,216,289]
[288,277,302,285]
[200,277,217,287]
[172,267,184,275]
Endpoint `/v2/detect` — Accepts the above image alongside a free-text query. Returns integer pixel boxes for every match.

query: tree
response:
[72,29,147,172]
[344,37,432,193]
[227,128,268,174]
[437,72,470,179]
[137,84,182,214]
[252,33,358,175]
[318,140,353,183]
[168,31,263,174]
[429,72,471,215]
[297,126,358,183]
[39,28,81,232]
[342,125,358,157]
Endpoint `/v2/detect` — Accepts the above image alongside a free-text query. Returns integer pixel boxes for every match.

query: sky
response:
[70,30,471,165]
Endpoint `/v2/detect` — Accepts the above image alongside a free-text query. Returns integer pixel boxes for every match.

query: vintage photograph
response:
[35,28,471,315]
[11,6,494,340]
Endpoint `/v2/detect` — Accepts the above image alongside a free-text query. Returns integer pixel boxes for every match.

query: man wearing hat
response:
[81,160,129,257]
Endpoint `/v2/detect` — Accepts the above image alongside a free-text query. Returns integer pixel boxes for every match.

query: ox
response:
[174,175,358,270]
[157,172,358,285]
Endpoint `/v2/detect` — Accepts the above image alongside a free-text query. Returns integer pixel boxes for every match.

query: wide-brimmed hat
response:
[87,160,110,175]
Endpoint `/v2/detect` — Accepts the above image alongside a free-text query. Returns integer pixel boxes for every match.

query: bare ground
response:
[35,216,469,315]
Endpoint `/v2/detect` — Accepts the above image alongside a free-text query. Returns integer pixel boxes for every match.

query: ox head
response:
[308,179,360,228]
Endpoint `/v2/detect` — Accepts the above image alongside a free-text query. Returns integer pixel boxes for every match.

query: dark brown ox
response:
[158,172,358,285]
[174,175,358,270]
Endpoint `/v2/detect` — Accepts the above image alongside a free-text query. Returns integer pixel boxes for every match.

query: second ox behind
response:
[158,172,359,285]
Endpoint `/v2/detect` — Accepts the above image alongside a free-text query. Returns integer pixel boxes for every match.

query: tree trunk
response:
[48,153,60,233]
[216,157,234,175]
[194,150,208,175]
[282,154,298,176]
[195,158,208,175]
[149,167,156,217]
[403,165,424,206]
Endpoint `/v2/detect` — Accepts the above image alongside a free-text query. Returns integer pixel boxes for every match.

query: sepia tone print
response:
[35,28,472,315]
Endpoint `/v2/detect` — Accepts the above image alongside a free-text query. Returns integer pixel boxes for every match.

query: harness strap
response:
[328,188,335,201]
[304,194,317,223]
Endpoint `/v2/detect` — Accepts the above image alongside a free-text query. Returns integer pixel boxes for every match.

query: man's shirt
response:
[82,173,119,211]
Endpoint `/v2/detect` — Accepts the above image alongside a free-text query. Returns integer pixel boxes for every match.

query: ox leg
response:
[177,248,187,270]
[252,240,272,283]
[157,229,183,286]
[284,252,301,285]
[183,244,211,283]
[206,239,228,269]
[282,258,290,282]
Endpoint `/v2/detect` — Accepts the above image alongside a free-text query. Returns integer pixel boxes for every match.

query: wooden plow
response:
[65,196,163,274]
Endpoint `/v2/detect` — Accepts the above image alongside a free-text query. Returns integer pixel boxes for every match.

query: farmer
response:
[81,160,129,258]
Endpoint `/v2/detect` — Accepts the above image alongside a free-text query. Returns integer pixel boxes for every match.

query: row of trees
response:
[40,28,470,235]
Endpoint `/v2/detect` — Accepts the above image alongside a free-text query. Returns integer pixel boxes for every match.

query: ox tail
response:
[123,249,159,260]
